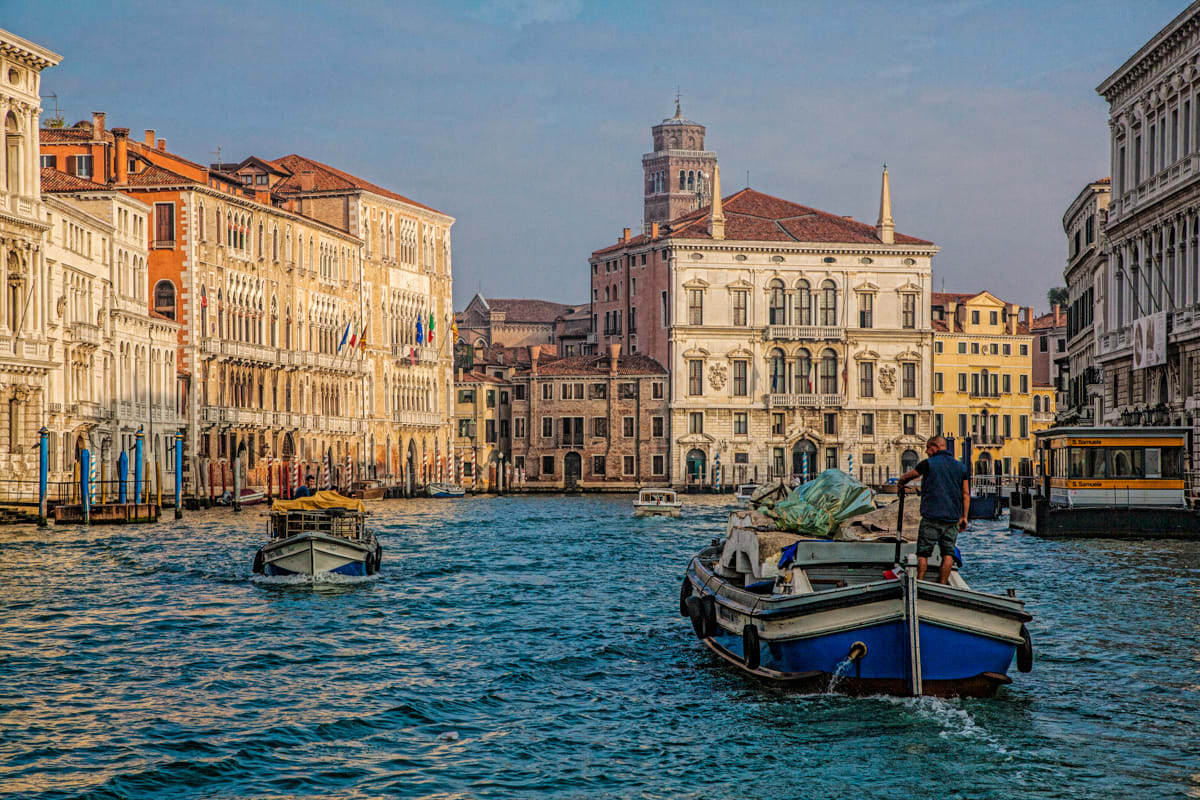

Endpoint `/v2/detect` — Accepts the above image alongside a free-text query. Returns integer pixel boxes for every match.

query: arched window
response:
[199,285,208,334]
[5,112,21,194]
[1033,395,1041,413]
[795,349,812,393]
[795,280,811,325]
[820,280,838,326]
[819,348,838,394]
[768,279,786,325]
[198,202,205,242]
[679,170,685,190]
[901,449,919,472]
[769,348,787,394]
[257,222,264,258]
[687,170,695,191]
[6,252,23,332]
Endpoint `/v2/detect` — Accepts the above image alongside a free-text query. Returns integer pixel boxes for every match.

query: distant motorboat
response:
[217,488,266,507]
[350,479,386,500]
[734,484,760,506]
[426,482,465,498]
[633,488,682,518]
[253,491,380,578]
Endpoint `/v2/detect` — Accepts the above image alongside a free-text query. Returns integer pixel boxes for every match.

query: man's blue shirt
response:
[915,451,969,522]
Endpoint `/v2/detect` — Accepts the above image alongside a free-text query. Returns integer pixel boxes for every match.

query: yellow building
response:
[452,365,513,491]
[931,292,1041,476]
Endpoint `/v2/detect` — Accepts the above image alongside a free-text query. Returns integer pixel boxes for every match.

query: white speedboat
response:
[633,488,682,518]
[252,492,381,578]
[734,483,760,506]
[427,482,465,498]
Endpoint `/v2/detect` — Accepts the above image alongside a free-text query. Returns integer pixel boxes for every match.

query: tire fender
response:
[685,595,706,640]
[743,624,761,670]
[1017,624,1033,673]
[252,549,265,574]
[679,575,693,617]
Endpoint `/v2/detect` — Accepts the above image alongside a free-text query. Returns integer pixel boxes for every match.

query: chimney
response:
[112,128,129,184]
[710,163,725,240]
[300,171,315,192]
[529,345,539,376]
[608,343,621,376]
[622,227,631,243]
[1025,306,1033,327]
[876,164,895,245]
[91,112,106,138]
[144,129,155,146]
[650,221,660,239]
[1006,303,1016,335]
[156,138,166,152]
[457,367,463,381]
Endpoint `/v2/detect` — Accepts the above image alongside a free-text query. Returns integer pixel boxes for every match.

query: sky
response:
[5,0,1188,310]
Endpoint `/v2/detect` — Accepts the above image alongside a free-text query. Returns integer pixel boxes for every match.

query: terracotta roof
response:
[1095,177,1111,184]
[592,188,932,256]
[270,154,445,215]
[456,371,508,385]
[1030,308,1066,330]
[40,167,107,192]
[487,299,580,324]
[518,353,668,377]
[39,126,99,143]
[124,163,198,187]
[931,319,949,332]
[931,291,985,306]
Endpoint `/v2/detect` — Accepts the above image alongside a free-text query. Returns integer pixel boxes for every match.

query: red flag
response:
[409,347,416,366]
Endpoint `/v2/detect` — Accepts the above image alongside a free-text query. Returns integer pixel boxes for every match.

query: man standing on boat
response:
[293,474,317,499]
[897,436,969,584]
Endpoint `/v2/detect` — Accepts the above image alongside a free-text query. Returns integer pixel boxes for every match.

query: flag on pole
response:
[428,312,435,345]
[357,320,368,350]
[416,316,423,344]
[348,321,358,350]
[409,346,416,366]
[451,318,459,342]
[337,321,352,353]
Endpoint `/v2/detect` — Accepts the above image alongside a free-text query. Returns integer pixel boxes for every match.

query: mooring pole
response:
[80,448,91,526]
[134,427,144,507]
[37,426,48,528]
[233,449,243,513]
[903,568,923,697]
[118,450,128,505]
[174,430,184,520]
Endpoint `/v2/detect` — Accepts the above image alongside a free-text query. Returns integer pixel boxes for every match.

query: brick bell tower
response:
[642,96,717,227]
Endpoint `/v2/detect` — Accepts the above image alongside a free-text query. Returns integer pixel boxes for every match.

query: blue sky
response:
[6,0,1185,309]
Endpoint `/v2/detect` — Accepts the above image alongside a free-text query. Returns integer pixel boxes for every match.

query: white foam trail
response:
[250,572,378,586]
[877,695,1013,758]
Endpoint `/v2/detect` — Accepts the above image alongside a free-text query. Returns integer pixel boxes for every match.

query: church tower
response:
[642,98,717,227]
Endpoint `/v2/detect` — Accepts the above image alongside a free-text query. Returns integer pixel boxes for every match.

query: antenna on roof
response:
[211,146,222,167]
[746,170,750,189]
[43,93,64,128]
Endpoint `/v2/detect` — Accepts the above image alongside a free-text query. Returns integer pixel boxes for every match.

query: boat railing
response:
[271,509,366,541]
[1186,470,1200,509]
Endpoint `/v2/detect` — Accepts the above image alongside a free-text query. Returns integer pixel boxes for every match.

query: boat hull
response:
[426,483,465,498]
[262,532,376,577]
[1010,494,1200,538]
[684,553,1029,697]
[634,504,681,517]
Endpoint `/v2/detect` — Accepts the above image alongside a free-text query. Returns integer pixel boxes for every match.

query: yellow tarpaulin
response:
[271,490,365,513]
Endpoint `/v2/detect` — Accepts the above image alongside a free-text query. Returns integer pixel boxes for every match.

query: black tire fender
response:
[679,575,693,617]
[252,549,265,574]
[685,595,706,640]
[700,594,718,639]
[743,624,761,670]
[1017,624,1033,673]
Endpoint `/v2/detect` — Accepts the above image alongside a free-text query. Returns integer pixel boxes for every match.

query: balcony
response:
[77,401,110,421]
[69,322,103,349]
[973,435,1007,448]
[1033,412,1055,424]
[765,325,845,341]
[390,344,439,365]
[153,240,175,250]
[393,409,442,427]
[768,393,845,408]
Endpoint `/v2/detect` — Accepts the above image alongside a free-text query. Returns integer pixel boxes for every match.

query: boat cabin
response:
[1036,426,1190,508]
[268,492,369,541]
[638,489,678,505]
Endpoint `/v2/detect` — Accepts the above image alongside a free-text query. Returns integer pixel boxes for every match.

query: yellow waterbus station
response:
[1010,427,1199,538]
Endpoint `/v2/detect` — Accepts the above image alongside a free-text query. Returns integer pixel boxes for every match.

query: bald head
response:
[926,435,947,452]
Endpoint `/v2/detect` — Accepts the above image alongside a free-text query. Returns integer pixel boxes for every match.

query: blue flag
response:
[337,321,351,352]
[416,316,423,344]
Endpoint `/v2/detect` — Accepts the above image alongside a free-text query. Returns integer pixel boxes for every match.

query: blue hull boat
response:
[681,517,1033,697]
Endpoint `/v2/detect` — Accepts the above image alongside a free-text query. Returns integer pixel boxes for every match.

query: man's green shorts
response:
[916,517,959,558]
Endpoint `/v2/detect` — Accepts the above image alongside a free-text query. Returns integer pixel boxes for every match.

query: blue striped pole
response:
[80,448,91,525]
[37,427,48,527]
[134,427,144,505]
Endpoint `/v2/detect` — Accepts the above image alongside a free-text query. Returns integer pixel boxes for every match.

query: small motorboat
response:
[217,487,266,507]
[634,488,682,518]
[350,479,386,500]
[426,482,465,498]
[734,484,760,506]
[252,491,381,578]
[679,498,1033,697]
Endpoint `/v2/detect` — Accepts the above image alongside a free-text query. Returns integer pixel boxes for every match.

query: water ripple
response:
[0,496,1198,799]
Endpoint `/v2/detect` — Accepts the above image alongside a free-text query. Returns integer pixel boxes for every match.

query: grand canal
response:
[1,494,1198,799]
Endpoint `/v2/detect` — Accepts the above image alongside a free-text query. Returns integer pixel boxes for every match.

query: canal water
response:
[1,495,1198,799]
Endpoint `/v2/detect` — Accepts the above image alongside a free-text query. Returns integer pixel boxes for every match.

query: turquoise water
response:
[1,494,1198,799]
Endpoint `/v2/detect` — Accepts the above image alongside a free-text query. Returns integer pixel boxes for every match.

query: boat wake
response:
[880,695,1012,757]
[250,572,379,587]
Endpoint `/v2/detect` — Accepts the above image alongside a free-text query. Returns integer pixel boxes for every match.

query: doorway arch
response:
[901,448,919,473]
[686,448,707,485]
[791,440,816,481]
[564,451,582,488]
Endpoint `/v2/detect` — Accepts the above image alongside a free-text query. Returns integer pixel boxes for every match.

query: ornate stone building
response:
[0,29,60,481]
[1060,178,1110,425]
[456,293,582,350]
[592,163,938,487]
[642,100,717,227]
[1096,3,1200,440]
[40,121,455,492]
[40,171,181,486]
